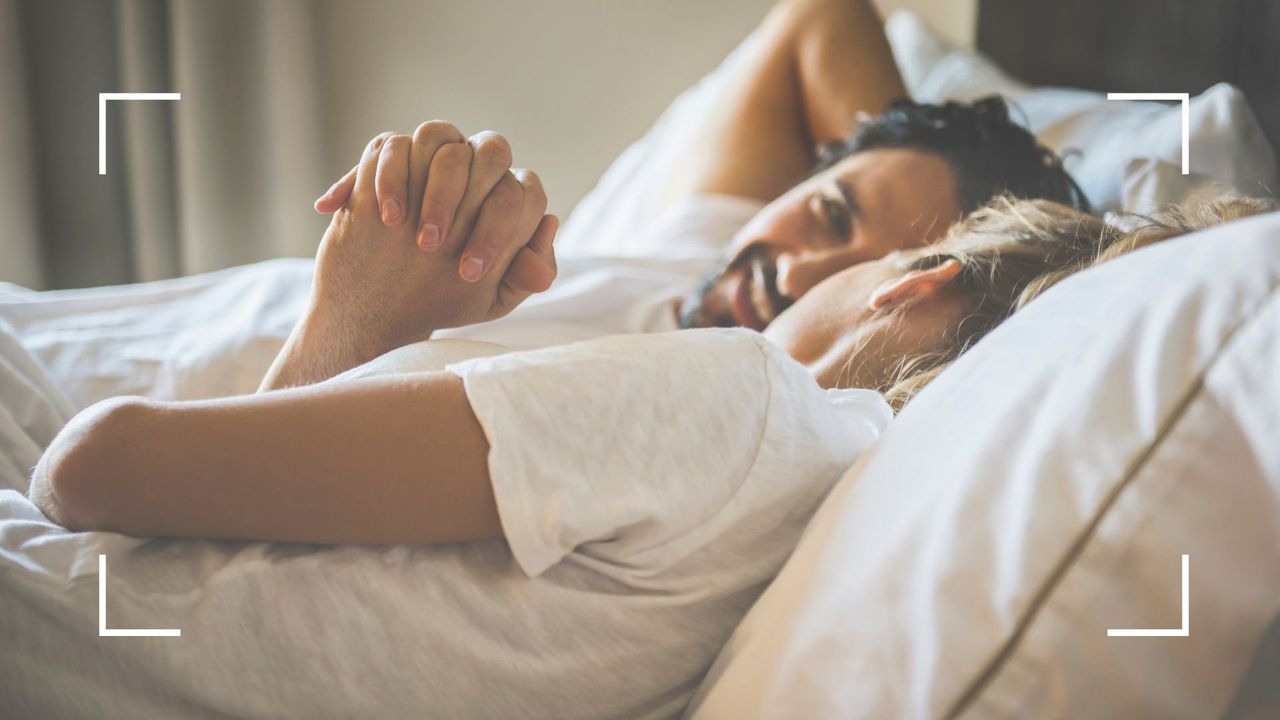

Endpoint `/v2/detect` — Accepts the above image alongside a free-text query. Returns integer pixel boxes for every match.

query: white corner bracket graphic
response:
[1107,554,1189,637]
[99,554,181,637]
[1106,92,1190,174]
[98,92,181,175]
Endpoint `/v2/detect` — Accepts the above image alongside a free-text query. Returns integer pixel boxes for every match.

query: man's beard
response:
[678,249,737,329]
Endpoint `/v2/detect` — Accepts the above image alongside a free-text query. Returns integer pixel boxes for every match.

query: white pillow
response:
[885,11,1279,212]
[686,210,1280,718]
[1114,157,1232,220]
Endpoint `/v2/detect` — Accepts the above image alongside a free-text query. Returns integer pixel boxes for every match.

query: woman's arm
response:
[32,372,502,545]
[664,0,907,206]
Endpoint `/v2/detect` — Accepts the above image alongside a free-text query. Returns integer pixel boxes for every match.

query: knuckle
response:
[488,175,524,213]
[436,141,473,169]
[471,132,513,169]
[512,167,540,185]
[414,120,463,145]
[379,138,410,169]
[364,131,395,157]
[512,168,546,206]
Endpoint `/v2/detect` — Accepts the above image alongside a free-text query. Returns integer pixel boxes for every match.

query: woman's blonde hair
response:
[880,192,1277,410]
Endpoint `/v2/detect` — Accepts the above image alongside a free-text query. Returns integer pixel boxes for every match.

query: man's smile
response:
[729,253,785,331]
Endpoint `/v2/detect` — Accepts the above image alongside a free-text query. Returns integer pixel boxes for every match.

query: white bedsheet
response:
[0,258,311,409]
[0,318,74,493]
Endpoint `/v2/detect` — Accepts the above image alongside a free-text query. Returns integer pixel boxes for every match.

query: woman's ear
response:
[868,258,962,310]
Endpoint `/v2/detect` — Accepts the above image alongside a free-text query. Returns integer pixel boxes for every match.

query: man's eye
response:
[822,196,852,240]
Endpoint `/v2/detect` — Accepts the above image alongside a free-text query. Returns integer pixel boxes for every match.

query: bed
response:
[2,0,1279,718]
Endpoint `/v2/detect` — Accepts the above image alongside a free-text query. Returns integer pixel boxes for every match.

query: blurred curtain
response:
[0,0,43,288]
[0,0,328,290]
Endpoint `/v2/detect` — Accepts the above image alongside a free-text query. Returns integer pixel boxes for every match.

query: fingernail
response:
[417,223,440,251]
[381,198,402,225]
[460,256,485,281]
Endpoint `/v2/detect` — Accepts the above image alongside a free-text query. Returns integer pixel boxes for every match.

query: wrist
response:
[261,304,387,390]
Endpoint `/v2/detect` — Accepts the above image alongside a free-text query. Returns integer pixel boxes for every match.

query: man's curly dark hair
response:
[816,95,1091,213]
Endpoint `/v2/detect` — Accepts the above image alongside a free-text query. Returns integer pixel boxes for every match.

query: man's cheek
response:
[704,278,738,324]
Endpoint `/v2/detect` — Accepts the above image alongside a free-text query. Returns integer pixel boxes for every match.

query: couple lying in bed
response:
[21,0,1275,717]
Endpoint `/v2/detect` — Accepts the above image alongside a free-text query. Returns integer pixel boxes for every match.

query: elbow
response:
[31,396,149,531]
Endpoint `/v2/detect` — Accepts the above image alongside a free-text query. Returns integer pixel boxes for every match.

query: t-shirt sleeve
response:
[446,329,776,577]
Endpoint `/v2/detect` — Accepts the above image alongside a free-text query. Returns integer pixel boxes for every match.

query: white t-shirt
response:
[1,329,892,719]
[0,195,764,408]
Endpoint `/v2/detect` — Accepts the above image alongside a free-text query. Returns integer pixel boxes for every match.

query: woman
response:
[25,130,1272,718]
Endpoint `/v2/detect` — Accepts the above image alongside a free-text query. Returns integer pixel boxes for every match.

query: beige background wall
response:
[313,0,976,218]
[878,0,975,47]
[2,0,975,289]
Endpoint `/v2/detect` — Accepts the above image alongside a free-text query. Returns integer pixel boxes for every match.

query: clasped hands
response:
[314,120,557,338]
[261,121,557,390]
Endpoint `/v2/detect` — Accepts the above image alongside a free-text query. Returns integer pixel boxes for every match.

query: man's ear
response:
[867,258,962,310]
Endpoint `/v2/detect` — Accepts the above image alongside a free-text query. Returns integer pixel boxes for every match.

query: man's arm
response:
[663,0,906,206]
[32,372,502,545]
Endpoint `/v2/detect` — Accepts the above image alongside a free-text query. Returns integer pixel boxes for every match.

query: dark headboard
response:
[977,0,1280,176]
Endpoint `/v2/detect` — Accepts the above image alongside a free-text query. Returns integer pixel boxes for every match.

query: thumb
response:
[500,215,559,294]
[313,166,358,213]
